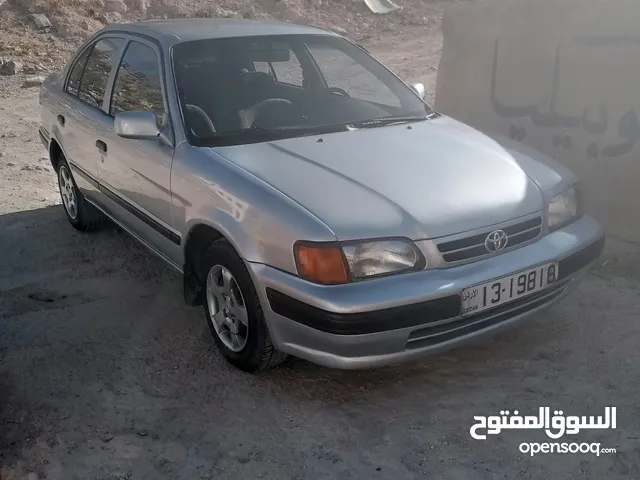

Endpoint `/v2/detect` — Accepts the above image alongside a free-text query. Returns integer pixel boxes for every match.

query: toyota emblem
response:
[484,229,509,252]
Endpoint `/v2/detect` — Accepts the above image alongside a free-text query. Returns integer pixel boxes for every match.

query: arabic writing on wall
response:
[491,39,640,158]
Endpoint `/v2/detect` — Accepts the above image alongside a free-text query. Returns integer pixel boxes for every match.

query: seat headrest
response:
[241,71,275,86]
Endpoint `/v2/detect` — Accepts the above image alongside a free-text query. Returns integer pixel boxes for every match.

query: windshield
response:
[172,34,434,146]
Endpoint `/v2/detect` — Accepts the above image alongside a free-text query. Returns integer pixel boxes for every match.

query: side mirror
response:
[114,111,161,140]
[411,82,425,100]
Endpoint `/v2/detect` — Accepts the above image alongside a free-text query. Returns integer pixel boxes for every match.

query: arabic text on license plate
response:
[460,262,559,317]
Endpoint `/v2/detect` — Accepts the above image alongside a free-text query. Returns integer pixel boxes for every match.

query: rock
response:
[125,0,148,15]
[23,64,38,74]
[211,6,238,18]
[99,11,123,24]
[21,75,46,88]
[6,162,16,167]
[0,152,4,157]
[105,0,127,13]
[0,59,23,76]
[241,7,256,19]
[29,13,52,31]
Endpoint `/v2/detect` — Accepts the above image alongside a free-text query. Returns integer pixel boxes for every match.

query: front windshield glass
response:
[172,34,434,146]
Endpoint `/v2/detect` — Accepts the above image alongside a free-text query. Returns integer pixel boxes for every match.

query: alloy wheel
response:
[58,165,78,220]
[205,264,249,352]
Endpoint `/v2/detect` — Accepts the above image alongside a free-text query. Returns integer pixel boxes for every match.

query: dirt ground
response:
[1,10,640,480]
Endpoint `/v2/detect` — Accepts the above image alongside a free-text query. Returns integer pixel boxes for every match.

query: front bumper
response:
[247,214,605,369]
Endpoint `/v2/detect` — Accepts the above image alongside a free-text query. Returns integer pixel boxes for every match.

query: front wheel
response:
[202,240,287,372]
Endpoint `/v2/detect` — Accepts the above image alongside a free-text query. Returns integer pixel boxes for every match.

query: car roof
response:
[101,18,338,46]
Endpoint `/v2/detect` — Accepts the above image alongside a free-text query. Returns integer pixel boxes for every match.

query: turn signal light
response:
[294,243,349,285]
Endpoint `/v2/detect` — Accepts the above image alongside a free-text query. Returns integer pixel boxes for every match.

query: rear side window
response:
[252,61,274,78]
[110,41,165,120]
[78,37,125,109]
[66,47,91,96]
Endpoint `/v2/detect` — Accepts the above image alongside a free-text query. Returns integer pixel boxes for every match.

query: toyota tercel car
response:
[38,19,605,372]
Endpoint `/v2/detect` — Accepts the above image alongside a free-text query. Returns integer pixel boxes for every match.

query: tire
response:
[56,155,103,232]
[202,239,287,372]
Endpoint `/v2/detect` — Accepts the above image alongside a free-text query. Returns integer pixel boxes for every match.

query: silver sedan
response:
[38,19,604,372]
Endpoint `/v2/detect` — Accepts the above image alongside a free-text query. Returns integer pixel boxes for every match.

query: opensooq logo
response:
[470,407,616,440]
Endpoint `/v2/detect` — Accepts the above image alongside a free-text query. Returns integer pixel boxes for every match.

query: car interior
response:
[174,39,404,142]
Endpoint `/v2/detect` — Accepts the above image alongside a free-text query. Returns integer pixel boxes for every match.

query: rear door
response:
[59,36,126,198]
[92,37,181,266]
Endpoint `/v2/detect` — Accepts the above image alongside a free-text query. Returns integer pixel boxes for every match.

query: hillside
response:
[0,0,448,74]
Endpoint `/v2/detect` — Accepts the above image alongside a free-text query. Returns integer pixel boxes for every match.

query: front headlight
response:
[294,239,426,284]
[547,185,581,232]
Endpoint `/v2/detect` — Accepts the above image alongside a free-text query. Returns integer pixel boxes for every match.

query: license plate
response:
[460,262,559,316]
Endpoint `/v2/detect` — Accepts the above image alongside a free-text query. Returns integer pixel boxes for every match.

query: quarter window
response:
[66,47,91,96]
[110,41,164,120]
[77,38,125,109]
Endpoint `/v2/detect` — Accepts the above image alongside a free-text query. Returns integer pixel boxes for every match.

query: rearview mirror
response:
[411,83,425,100]
[114,111,161,140]
[250,48,291,63]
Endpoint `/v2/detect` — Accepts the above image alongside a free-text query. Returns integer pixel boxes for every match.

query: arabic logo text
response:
[470,406,617,441]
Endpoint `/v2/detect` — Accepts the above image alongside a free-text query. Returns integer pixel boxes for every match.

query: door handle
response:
[95,140,107,153]
[57,114,65,127]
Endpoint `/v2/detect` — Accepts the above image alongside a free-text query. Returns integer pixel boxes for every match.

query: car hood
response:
[213,115,559,241]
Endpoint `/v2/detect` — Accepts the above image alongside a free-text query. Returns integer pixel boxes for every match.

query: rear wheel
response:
[56,156,103,231]
[202,240,287,372]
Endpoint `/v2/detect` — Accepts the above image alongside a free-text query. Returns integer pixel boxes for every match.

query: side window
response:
[110,41,165,120]
[66,47,91,96]
[268,47,303,86]
[78,37,125,110]
[307,44,401,108]
[252,61,274,78]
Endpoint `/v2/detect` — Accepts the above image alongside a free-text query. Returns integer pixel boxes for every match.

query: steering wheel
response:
[327,87,350,97]
[239,98,292,129]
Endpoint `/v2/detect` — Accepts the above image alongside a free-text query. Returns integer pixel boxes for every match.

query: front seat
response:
[237,71,278,108]
[237,98,292,129]
[185,104,217,138]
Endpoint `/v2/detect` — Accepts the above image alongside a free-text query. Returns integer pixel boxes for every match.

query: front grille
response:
[437,216,543,263]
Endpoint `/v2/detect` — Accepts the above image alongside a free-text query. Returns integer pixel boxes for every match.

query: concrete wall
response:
[435,0,640,241]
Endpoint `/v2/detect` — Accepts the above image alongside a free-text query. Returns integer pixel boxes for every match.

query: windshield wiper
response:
[270,124,351,135]
[348,115,429,129]
[195,124,350,146]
